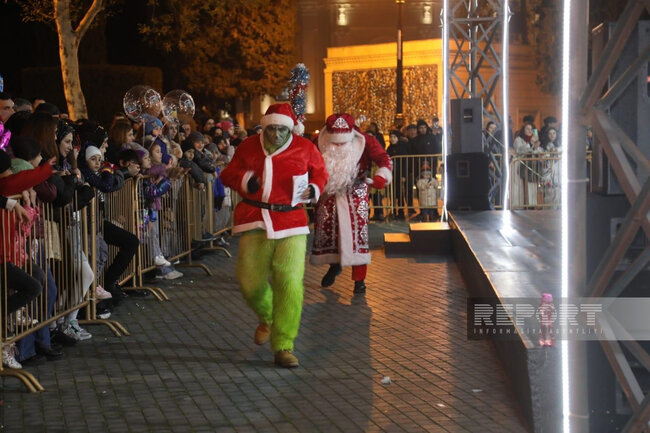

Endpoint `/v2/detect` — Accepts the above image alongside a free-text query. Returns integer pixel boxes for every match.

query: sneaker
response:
[51,328,77,347]
[95,285,113,300]
[2,343,22,369]
[163,270,183,280]
[15,308,38,327]
[63,319,92,341]
[97,311,111,320]
[216,237,230,247]
[154,255,171,267]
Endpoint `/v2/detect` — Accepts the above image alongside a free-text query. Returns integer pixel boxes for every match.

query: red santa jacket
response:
[357,131,393,184]
[221,133,328,239]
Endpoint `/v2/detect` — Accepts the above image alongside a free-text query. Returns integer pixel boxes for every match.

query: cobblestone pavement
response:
[1,223,528,433]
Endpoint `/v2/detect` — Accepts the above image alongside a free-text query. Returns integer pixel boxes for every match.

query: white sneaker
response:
[63,319,92,341]
[15,308,38,327]
[97,311,111,320]
[154,255,171,267]
[2,343,22,369]
[163,270,183,280]
[95,285,113,300]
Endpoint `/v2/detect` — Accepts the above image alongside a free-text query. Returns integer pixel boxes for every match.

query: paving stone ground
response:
[0,222,529,433]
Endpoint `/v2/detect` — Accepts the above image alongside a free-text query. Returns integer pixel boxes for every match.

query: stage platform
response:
[384,210,563,433]
[448,211,561,433]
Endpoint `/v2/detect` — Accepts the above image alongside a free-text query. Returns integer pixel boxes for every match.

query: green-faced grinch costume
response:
[220,104,328,367]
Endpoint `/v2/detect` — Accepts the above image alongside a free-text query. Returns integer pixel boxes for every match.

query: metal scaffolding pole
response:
[566,0,590,430]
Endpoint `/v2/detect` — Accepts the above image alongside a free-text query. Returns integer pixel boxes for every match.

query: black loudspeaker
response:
[446,153,491,210]
[591,21,650,195]
[451,98,483,153]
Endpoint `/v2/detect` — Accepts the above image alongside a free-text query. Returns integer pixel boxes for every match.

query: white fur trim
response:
[293,122,305,135]
[261,113,295,130]
[267,225,310,239]
[336,193,354,265]
[309,183,321,203]
[241,170,255,193]
[319,130,354,146]
[375,166,393,186]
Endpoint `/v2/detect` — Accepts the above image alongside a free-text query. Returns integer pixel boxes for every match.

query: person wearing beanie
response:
[310,113,392,295]
[145,116,163,136]
[220,103,328,368]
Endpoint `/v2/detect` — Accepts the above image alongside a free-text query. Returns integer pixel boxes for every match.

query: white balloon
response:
[123,85,162,122]
[162,89,195,125]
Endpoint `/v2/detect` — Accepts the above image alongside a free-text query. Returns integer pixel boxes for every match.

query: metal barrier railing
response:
[509,153,562,210]
[1,192,99,391]
[0,168,233,392]
[366,152,595,216]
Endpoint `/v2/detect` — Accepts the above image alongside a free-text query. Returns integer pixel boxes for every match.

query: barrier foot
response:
[200,246,232,258]
[79,319,127,337]
[0,368,44,393]
[122,286,169,302]
[176,263,213,276]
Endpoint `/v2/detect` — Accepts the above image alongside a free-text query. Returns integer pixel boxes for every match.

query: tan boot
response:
[254,323,271,345]
[274,350,299,368]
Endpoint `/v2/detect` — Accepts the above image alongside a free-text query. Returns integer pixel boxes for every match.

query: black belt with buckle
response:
[242,198,301,212]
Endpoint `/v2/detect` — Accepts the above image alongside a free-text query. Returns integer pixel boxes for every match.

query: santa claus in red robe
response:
[310,113,392,294]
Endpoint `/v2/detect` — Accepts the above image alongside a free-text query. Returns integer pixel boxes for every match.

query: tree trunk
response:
[54,0,88,120]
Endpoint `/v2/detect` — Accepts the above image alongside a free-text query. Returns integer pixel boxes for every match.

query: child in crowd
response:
[137,148,183,280]
[182,132,218,242]
[416,162,439,221]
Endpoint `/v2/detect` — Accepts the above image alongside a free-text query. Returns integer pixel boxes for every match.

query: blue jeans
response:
[16,266,57,361]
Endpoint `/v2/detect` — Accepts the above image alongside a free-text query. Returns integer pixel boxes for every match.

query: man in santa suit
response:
[220,103,328,368]
[311,113,392,294]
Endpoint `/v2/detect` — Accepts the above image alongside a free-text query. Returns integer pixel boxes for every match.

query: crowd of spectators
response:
[0,91,242,369]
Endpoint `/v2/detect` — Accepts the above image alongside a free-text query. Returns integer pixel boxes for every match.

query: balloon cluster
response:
[289,63,310,127]
[123,86,195,126]
[161,90,195,125]
[0,121,11,151]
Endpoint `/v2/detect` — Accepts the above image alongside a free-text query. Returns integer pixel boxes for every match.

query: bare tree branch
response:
[75,0,104,41]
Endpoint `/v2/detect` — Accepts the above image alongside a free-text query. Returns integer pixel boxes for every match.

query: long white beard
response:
[322,142,360,195]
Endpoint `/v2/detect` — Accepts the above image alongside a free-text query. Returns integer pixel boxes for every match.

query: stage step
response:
[384,222,452,256]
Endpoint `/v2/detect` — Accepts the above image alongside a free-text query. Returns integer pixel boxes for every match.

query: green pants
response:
[236,230,307,351]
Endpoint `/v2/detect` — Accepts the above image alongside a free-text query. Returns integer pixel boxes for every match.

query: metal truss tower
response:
[447,0,508,126]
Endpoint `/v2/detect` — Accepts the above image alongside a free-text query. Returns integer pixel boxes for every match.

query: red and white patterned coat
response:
[310,130,392,266]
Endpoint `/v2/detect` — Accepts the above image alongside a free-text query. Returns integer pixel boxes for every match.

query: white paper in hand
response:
[291,172,310,207]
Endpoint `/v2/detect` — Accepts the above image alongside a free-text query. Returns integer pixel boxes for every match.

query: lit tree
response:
[16,0,114,119]
[140,0,296,104]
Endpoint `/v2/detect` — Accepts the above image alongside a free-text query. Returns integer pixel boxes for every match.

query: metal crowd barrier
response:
[379,154,443,220]
[1,192,98,391]
[183,175,231,260]
[509,153,562,210]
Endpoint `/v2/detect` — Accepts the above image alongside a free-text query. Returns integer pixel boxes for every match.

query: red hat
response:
[324,113,356,142]
[260,103,298,130]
